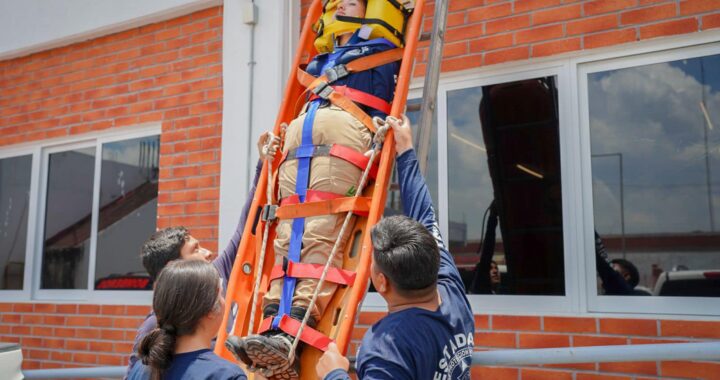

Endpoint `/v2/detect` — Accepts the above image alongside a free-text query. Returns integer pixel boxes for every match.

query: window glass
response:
[448,77,565,295]
[41,147,96,289]
[0,155,32,290]
[589,54,720,297]
[95,136,159,290]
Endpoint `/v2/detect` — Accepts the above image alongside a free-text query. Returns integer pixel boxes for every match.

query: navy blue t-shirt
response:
[127,349,246,380]
[326,149,475,380]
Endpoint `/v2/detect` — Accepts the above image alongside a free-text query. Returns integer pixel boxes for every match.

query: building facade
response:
[1,0,719,378]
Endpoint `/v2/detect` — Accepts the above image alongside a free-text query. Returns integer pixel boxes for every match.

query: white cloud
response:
[589,59,720,234]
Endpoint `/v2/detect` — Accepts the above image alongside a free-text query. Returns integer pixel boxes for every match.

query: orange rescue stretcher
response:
[215,1,426,378]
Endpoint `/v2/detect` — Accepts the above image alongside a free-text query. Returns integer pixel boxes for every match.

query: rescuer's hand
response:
[387,114,413,155]
[258,131,281,160]
[316,342,350,379]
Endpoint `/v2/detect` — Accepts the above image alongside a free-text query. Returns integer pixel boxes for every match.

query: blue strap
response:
[274,100,320,329]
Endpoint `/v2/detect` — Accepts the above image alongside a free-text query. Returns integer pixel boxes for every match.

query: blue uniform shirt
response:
[127,349,246,380]
[326,149,475,380]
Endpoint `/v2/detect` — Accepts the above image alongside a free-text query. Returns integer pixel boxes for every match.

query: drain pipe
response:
[242,0,258,189]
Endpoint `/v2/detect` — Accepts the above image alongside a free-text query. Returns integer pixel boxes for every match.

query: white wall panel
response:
[0,0,220,59]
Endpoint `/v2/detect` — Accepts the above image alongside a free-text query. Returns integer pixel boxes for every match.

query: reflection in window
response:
[95,136,159,290]
[0,155,32,290]
[589,54,720,297]
[448,77,565,295]
[42,148,96,289]
[39,135,160,291]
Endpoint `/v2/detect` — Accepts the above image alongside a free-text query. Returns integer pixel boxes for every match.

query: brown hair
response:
[137,260,221,380]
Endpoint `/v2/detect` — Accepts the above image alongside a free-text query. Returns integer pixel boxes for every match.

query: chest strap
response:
[282,144,379,179]
[301,78,377,133]
[308,85,392,115]
[303,48,403,90]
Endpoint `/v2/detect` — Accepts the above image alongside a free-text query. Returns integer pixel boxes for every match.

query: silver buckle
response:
[324,64,349,83]
[312,82,334,100]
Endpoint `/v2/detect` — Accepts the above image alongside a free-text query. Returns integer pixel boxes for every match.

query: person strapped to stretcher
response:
[224,0,409,379]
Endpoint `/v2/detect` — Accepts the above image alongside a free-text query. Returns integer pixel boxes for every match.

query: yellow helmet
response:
[313,0,413,53]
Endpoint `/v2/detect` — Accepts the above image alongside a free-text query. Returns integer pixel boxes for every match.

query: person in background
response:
[595,232,651,296]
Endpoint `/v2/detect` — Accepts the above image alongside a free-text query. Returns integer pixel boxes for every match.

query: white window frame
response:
[439,62,581,315]
[577,41,720,317]
[0,146,40,302]
[0,124,160,305]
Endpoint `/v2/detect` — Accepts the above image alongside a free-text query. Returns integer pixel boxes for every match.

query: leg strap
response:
[258,315,333,352]
[277,190,372,219]
[270,261,356,286]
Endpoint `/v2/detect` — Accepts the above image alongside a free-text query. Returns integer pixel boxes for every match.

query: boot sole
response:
[244,335,299,379]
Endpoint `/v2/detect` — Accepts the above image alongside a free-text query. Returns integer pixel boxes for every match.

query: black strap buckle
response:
[262,204,277,222]
[312,81,334,100]
[324,64,349,83]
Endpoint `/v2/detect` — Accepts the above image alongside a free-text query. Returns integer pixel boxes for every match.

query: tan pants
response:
[263,105,372,321]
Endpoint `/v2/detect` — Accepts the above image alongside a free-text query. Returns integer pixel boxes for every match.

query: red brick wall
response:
[0,303,150,369]
[353,313,720,379]
[411,0,720,76]
[299,1,720,75]
[0,6,224,252]
[0,6,223,370]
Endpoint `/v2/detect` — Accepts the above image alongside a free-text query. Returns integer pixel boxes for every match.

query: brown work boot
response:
[240,306,315,379]
[244,332,299,379]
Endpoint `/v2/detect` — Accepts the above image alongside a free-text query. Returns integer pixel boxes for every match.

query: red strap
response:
[258,317,273,335]
[281,144,378,179]
[269,262,356,286]
[309,85,392,115]
[280,189,343,206]
[257,315,333,351]
[329,144,378,179]
[269,265,284,281]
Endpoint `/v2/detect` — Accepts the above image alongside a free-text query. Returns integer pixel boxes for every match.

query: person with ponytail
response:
[128,260,246,380]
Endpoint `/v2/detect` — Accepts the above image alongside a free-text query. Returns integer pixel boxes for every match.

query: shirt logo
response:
[435,332,474,380]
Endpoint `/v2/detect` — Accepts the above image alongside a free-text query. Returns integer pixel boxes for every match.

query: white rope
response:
[245,132,280,336]
[287,116,391,364]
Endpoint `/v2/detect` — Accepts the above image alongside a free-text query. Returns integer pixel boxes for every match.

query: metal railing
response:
[20,342,720,379]
[23,365,126,379]
[472,342,720,366]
